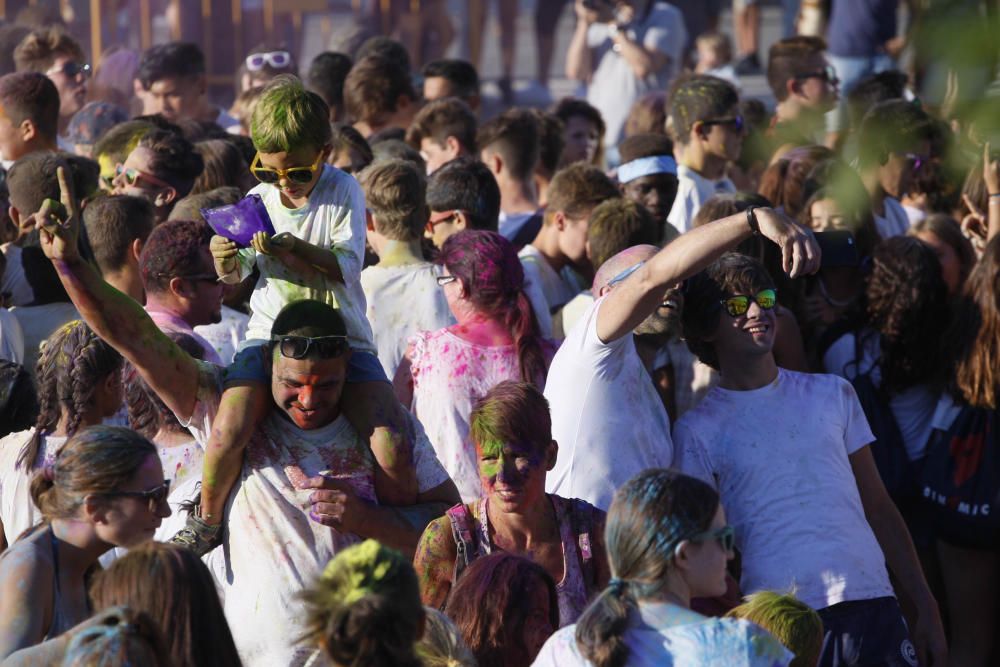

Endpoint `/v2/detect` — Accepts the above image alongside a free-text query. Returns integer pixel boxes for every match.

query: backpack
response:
[845,332,920,509]
[919,401,1000,549]
[446,497,596,592]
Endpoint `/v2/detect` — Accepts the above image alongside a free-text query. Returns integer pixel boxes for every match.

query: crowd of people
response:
[0,0,998,665]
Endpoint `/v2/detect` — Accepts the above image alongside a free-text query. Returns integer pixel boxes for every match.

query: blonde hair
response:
[250,75,331,153]
[416,607,478,667]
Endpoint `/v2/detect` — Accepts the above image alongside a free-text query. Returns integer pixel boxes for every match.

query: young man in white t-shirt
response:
[673,249,947,667]
[359,159,453,379]
[519,163,618,335]
[856,99,934,239]
[666,75,740,235]
[478,109,543,248]
[545,205,820,511]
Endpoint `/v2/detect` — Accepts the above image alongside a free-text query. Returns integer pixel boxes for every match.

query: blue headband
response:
[618,155,678,184]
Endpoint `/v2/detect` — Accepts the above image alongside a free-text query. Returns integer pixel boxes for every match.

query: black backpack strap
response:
[446,503,477,586]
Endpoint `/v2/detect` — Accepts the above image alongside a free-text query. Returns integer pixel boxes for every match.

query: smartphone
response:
[815,230,859,268]
[581,0,615,11]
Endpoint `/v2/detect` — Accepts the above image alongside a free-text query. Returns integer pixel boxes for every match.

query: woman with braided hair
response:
[0,426,171,659]
[394,230,556,501]
[534,469,792,666]
[0,320,124,550]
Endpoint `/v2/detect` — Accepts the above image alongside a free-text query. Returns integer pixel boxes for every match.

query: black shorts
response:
[818,596,918,667]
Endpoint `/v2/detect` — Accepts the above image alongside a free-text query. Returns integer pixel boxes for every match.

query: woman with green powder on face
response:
[413,380,611,626]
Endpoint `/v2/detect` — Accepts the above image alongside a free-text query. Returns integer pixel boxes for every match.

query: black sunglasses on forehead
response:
[271,335,349,360]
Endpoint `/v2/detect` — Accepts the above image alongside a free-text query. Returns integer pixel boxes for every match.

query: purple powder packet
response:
[201,194,275,247]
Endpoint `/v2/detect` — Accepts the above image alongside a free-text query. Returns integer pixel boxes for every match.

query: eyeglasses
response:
[719,288,777,317]
[272,335,349,359]
[95,480,171,513]
[115,164,173,191]
[689,525,736,552]
[795,65,839,85]
[606,260,645,289]
[425,209,466,234]
[245,51,292,72]
[47,62,91,79]
[700,115,744,133]
[436,274,457,287]
[250,152,323,185]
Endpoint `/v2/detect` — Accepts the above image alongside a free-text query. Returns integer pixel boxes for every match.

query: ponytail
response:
[574,580,635,667]
[505,291,548,388]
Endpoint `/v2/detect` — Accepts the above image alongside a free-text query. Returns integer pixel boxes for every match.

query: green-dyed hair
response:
[726,591,824,667]
[250,74,332,154]
[668,74,739,146]
[299,539,424,667]
[469,380,551,457]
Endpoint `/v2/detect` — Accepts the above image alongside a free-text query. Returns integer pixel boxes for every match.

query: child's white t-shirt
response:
[238,165,376,353]
[673,369,895,610]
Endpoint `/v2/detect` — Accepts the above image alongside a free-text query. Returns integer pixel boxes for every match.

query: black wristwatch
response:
[746,206,761,235]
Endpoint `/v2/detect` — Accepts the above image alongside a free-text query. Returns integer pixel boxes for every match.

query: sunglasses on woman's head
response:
[272,335,349,360]
[250,152,323,185]
[719,288,777,317]
[245,51,292,72]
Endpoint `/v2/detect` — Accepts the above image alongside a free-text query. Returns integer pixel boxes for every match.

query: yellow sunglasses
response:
[250,152,323,185]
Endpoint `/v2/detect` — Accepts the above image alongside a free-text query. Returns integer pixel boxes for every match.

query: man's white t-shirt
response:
[673,369,895,610]
[874,196,911,239]
[0,430,63,546]
[361,262,455,379]
[823,330,938,461]
[238,164,376,353]
[667,165,736,234]
[518,245,586,316]
[183,362,449,666]
[586,2,688,146]
[544,297,673,511]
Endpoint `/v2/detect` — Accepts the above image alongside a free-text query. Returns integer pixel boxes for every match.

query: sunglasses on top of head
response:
[245,51,292,72]
[719,288,777,317]
[250,152,323,185]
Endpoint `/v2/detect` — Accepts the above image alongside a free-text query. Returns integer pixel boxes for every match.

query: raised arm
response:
[33,168,200,423]
[565,1,596,82]
[596,207,820,343]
